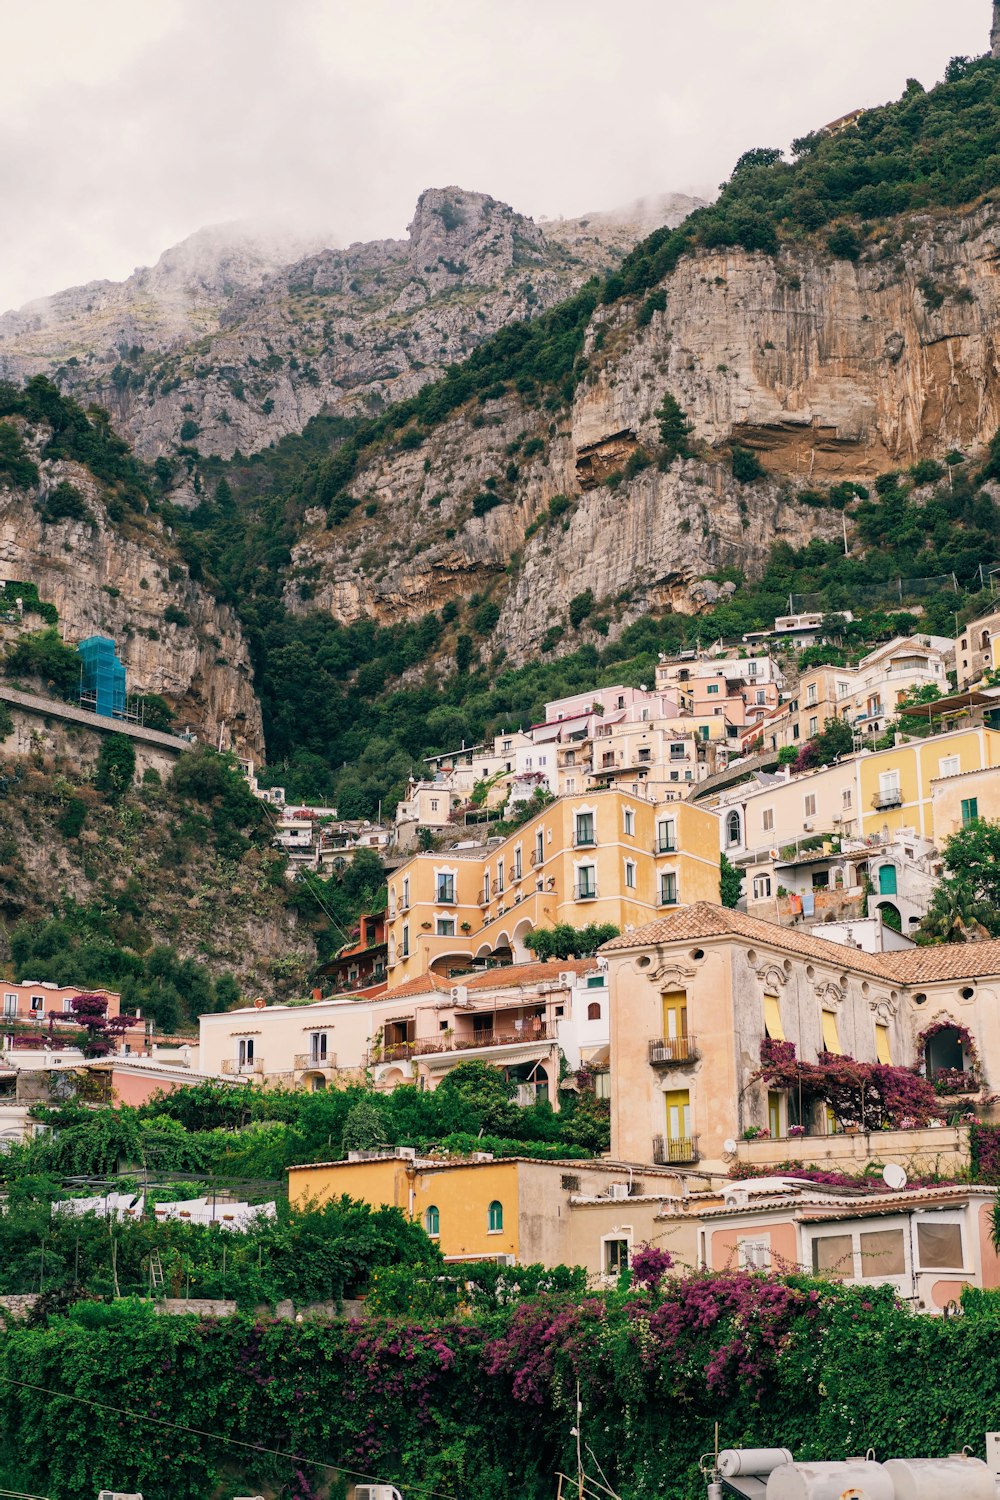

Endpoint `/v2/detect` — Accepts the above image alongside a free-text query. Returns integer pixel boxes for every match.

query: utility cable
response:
[0,1374,458,1500]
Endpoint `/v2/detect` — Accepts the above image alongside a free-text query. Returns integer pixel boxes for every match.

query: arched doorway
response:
[925,1024,965,1078]
[876,901,902,932]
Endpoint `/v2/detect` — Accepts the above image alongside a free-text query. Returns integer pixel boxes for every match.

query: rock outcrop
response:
[283,205,1000,660]
[0,422,262,755]
[0,189,704,464]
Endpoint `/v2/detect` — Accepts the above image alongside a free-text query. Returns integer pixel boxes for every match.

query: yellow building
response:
[385,789,721,982]
[931,763,1000,842]
[858,726,1000,841]
[287,1151,698,1273]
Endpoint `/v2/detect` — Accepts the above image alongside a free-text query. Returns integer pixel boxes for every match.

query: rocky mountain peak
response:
[406,186,547,286]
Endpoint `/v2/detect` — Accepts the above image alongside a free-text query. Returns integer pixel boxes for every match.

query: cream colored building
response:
[600,901,1000,1175]
[386,789,722,984]
[956,609,1000,690]
[931,763,1000,841]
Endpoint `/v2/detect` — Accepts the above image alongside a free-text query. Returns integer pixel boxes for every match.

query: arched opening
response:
[424,1205,440,1237]
[925,1025,966,1078]
[587,1001,602,1020]
[726,811,741,848]
[876,901,902,932]
[488,1200,503,1233]
[511,920,535,964]
[302,1072,326,1092]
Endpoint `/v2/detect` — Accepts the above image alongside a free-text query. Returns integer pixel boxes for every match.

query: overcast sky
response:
[0,0,990,312]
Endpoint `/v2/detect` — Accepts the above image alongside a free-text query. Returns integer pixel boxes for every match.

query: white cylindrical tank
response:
[883,1455,995,1500]
[719,1449,794,1477]
[766,1460,894,1500]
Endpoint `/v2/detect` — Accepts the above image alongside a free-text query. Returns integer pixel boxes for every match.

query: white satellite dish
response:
[882,1162,907,1191]
[723,1138,738,1155]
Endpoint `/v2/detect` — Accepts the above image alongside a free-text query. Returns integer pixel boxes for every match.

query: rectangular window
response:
[658,819,676,853]
[809,716,819,736]
[587,975,606,989]
[2,994,17,1017]
[961,797,979,826]
[939,755,961,777]
[514,848,522,879]
[768,1091,782,1138]
[842,788,853,809]
[402,878,410,909]
[860,1229,905,1278]
[310,1033,328,1062]
[879,770,901,802]
[707,683,720,695]
[804,794,817,817]
[535,831,544,865]
[624,859,636,890]
[483,872,491,903]
[752,875,772,900]
[237,1038,254,1068]
[762,809,774,832]
[821,1011,842,1055]
[623,807,635,836]
[402,925,410,958]
[436,917,456,936]
[575,812,595,846]
[435,873,455,903]
[811,1234,853,1277]
[659,872,677,905]
[670,743,685,760]
[917,1220,964,1269]
[806,684,817,705]
[604,1238,629,1275]
[763,994,785,1041]
[664,1088,691,1143]
[576,866,596,899]
[875,1024,892,1065]
[430,799,439,812]
[30,995,45,1013]
[738,1237,772,1272]
[497,862,505,893]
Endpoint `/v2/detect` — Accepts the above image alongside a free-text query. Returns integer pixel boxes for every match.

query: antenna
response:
[882,1162,907,1190]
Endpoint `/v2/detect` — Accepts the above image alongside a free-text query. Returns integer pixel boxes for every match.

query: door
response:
[768,1091,782,1138]
[310,1033,327,1062]
[662,993,688,1061]
[665,1089,691,1144]
[878,864,897,896]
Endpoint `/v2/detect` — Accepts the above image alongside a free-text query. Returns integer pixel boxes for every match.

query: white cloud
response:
[0,0,989,311]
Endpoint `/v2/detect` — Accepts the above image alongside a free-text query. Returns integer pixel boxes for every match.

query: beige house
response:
[956,609,1000,690]
[600,902,1000,1175]
[931,762,1000,841]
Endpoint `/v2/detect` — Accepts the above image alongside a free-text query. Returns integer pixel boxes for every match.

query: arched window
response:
[587,1001,602,1020]
[488,1200,503,1233]
[424,1205,440,1237]
[726,811,741,847]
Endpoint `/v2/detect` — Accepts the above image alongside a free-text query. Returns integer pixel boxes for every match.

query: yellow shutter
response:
[768,1091,782,1137]
[764,994,785,1041]
[821,1011,842,1055]
[662,992,688,1041]
[875,1024,892,1065]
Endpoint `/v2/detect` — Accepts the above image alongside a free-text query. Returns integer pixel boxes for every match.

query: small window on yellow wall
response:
[424,1205,440,1237]
[488,1200,503,1233]
[821,1011,842,1055]
[875,1024,892,1065]
[763,994,785,1041]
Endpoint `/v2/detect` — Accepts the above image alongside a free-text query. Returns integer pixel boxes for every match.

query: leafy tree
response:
[568,590,594,629]
[918,819,1000,942]
[434,1062,519,1136]
[341,1096,386,1152]
[720,854,742,909]
[0,421,39,488]
[731,445,765,484]
[3,627,80,698]
[655,394,693,463]
[525,922,620,960]
[95,733,136,801]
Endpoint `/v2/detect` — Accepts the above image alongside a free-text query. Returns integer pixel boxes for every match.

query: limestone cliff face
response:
[0,189,703,465]
[0,424,262,755]
[283,206,1000,660]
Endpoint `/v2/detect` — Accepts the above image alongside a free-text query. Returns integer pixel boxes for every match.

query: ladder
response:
[148,1250,165,1295]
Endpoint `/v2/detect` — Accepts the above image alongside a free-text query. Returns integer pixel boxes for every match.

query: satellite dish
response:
[253,997,266,1010]
[723,1138,738,1155]
[883,1162,907,1190]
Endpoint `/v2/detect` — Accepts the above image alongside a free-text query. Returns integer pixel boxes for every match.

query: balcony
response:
[375,1020,553,1064]
[574,836,597,848]
[221,1057,263,1076]
[658,892,678,908]
[294,1052,337,1071]
[435,888,457,906]
[871,789,903,810]
[574,884,598,901]
[648,1036,699,1067]
[655,840,677,855]
[652,1134,699,1165]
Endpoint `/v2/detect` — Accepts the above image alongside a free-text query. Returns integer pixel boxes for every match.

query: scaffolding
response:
[77,635,143,723]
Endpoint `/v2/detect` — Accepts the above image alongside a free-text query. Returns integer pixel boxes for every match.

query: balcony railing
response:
[655,840,677,854]
[574,884,598,901]
[658,892,678,907]
[648,1036,699,1067]
[871,790,903,810]
[376,1021,552,1064]
[294,1052,337,1071]
[574,832,597,847]
[652,1134,699,1165]
[435,889,457,905]
[221,1057,263,1075]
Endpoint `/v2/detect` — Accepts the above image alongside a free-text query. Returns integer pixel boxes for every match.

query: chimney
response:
[994,1,1000,58]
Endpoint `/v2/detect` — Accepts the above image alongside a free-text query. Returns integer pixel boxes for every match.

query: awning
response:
[584,1044,610,1067]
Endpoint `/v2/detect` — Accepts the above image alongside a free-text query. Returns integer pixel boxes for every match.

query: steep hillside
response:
[0,189,703,465]
[0,379,261,754]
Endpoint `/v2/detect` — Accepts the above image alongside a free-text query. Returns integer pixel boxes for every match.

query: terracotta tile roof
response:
[599,902,891,977]
[879,941,1000,983]
[379,973,450,1000]
[600,902,1000,986]
[462,958,596,990]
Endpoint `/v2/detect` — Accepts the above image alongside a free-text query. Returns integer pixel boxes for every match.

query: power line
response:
[0,1374,458,1500]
